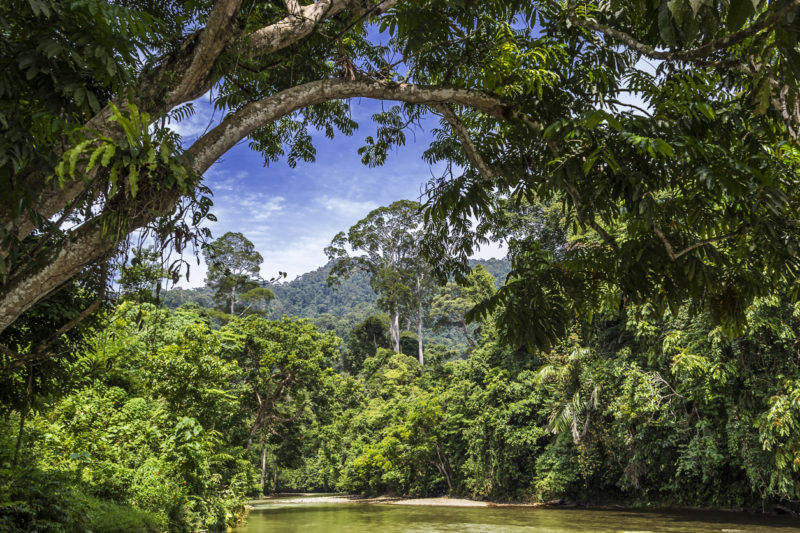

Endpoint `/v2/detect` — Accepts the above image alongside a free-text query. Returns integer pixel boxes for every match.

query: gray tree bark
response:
[389,312,400,353]
[416,274,424,365]
[260,445,268,494]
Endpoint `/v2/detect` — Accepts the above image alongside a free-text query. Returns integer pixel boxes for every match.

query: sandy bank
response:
[249,494,538,508]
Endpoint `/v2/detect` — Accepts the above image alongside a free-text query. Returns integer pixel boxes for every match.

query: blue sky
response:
[171,95,505,287]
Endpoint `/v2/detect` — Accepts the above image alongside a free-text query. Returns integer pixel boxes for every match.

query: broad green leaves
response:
[423,0,800,349]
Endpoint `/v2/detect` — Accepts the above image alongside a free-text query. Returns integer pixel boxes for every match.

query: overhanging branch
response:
[433,103,497,180]
[567,0,800,63]
[0,78,510,336]
[3,262,109,371]
[167,0,245,103]
[187,78,510,174]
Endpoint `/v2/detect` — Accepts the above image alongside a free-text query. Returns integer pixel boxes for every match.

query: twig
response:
[654,226,744,261]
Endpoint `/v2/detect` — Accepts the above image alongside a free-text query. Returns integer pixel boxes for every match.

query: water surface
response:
[235,499,800,533]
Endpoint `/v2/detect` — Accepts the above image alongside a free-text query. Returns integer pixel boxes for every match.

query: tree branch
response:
[38,264,108,353]
[283,0,301,16]
[187,78,510,175]
[248,0,398,55]
[433,103,496,180]
[2,0,400,249]
[3,263,108,371]
[567,0,800,63]
[3,0,246,251]
[654,226,744,261]
[167,0,244,103]
[561,180,617,248]
[0,79,508,336]
[0,179,179,335]
[0,343,19,361]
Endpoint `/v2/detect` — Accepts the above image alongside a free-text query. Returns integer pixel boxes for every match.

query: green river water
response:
[234,498,800,533]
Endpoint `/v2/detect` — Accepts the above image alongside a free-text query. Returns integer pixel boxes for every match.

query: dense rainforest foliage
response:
[4,242,800,531]
[4,0,800,531]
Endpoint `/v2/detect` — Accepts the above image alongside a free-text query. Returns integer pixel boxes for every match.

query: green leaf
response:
[128,165,139,197]
[86,91,100,113]
[27,0,51,17]
[653,139,676,158]
[584,111,604,129]
[727,0,754,30]
[605,113,622,132]
[583,147,602,175]
[101,144,116,166]
[695,102,715,120]
[68,140,91,176]
[86,143,105,172]
[689,0,707,15]
[658,4,678,45]
[159,142,170,164]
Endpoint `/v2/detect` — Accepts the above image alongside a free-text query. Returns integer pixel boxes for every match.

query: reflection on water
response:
[234,500,800,533]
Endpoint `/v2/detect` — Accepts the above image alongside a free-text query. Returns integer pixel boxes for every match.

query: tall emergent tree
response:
[326,200,432,362]
[3,0,800,360]
[202,231,265,314]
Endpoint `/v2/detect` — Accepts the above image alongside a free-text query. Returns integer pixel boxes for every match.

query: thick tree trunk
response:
[230,286,236,315]
[0,0,247,250]
[0,78,508,337]
[416,275,424,365]
[260,445,268,494]
[390,311,400,353]
[0,227,117,334]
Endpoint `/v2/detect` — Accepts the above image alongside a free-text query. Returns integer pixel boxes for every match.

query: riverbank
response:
[250,494,495,507]
[248,493,799,516]
[248,494,631,510]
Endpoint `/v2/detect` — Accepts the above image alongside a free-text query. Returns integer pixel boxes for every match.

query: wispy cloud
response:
[204,169,248,191]
[315,195,378,218]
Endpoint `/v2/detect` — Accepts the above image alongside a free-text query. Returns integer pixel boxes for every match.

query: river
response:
[234,496,800,532]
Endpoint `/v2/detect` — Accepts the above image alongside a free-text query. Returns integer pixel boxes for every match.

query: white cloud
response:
[471,239,506,261]
[174,234,333,288]
[202,168,286,229]
[315,195,378,218]
[205,169,248,191]
[260,235,333,282]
